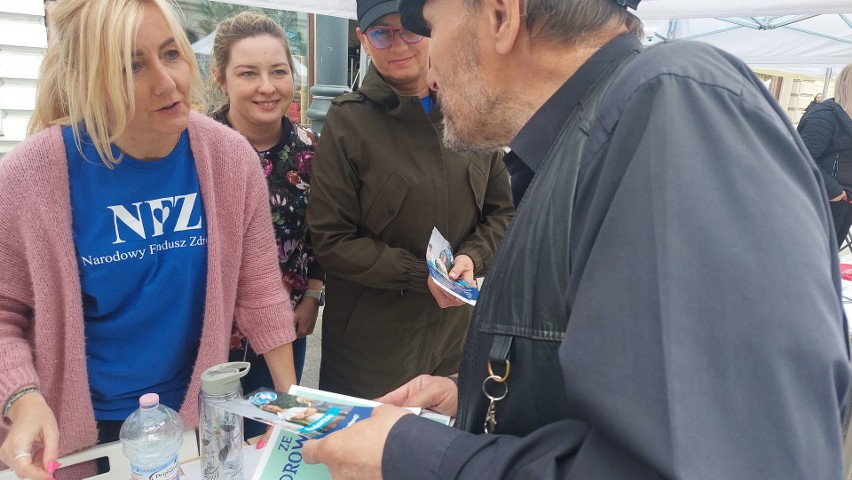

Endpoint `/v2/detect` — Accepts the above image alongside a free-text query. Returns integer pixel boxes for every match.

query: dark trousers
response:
[830,199,852,247]
[95,420,124,473]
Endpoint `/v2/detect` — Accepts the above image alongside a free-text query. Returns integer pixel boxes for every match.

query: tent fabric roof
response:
[640,14,852,74]
[211,0,357,19]
[636,1,852,74]
[638,0,852,19]
[213,0,852,73]
[211,0,852,22]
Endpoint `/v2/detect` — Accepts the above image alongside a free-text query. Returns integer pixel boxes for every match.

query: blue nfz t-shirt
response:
[421,95,433,114]
[64,127,207,420]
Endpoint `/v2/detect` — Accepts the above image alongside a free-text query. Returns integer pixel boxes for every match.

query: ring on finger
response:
[12,450,32,461]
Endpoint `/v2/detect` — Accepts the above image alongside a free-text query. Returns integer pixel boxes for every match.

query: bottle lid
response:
[200,362,252,395]
[139,393,159,409]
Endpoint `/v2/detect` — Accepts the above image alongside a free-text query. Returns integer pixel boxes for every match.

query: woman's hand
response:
[447,254,475,285]
[293,298,320,338]
[0,390,60,480]
[375,375,459,417]
[255,425,272,451]
[831,191,848,202]
[427,254,476,308]
[259,341,299,450]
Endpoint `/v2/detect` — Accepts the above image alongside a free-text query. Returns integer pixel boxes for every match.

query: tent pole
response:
[666,20,677,40]
[824,68,832,97]
[359,48,369,89]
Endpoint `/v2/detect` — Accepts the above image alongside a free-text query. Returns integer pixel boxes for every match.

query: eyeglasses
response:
[364,27,423,49]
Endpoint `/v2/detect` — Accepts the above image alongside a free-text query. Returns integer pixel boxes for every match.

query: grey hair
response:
[462,0,643,42]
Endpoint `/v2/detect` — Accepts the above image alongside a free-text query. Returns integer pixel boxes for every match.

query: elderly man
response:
[303,0,851,478]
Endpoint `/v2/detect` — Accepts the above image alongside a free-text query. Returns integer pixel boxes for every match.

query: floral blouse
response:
[212,111,324,350]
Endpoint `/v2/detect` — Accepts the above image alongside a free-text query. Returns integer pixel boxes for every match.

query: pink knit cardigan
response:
[0,112,296,459]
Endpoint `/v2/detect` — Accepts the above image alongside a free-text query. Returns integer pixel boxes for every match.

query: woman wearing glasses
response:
[307,0,513,399]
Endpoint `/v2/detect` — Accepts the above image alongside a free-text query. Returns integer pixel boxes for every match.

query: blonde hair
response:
[836,64,852,116]
[208,11,297,114]
[30,0,201,167]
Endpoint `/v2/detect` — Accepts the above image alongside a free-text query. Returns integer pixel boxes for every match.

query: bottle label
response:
[131,454,179,480]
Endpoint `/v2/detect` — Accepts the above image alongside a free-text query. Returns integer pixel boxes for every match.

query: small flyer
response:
[217,390,373,440]
[426,227,479,305]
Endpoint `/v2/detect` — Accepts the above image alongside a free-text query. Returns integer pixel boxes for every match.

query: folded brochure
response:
[427,227,479,305]
[218,389,375,440]
[251,428,330,480]
[241,385,452,480]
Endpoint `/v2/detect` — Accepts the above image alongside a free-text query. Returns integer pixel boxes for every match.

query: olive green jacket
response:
[307,65,514,397]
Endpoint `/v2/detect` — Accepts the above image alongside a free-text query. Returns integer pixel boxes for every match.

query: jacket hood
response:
[818,99,852,126]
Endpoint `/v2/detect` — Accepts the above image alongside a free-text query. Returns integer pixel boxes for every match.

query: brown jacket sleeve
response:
[456,151,513,275]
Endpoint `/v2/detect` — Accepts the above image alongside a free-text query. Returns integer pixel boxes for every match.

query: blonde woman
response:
[798,64,852,245]
[0,0,297,478]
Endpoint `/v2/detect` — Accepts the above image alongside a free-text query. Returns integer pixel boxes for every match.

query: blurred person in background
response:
[805,92,824,115]
[798,64,852,245]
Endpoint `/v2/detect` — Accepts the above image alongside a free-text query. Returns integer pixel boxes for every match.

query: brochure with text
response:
[250,427,331,480]
[427,227,479,305]
[247,386,452,480]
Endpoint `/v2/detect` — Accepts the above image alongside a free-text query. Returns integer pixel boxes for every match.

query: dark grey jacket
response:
[383,40,850,480]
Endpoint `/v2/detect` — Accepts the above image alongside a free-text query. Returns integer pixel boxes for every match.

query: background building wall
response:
[754,68,838,125]
[176,0,312,123]
[0,0,46,158]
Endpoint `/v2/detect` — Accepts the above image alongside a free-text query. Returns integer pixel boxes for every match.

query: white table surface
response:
[839,257,852,330]
[180,442,265,480]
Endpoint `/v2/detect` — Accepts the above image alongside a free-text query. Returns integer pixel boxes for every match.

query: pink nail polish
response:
[47,460,62,474]
[256,439,266,450]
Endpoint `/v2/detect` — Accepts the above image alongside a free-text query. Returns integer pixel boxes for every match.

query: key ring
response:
[481,374,508,401]
[486,359,511,383]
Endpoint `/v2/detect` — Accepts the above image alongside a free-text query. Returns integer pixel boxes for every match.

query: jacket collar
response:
[358,64,401,107]
[357,64,439,123]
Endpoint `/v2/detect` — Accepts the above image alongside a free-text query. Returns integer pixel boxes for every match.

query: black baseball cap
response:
[399,0,641,38]
[398,0,430,37]
[358,0,399,30]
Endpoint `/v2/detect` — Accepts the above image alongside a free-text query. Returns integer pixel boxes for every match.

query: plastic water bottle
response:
[199,362,250,480]
[120,393,184,480]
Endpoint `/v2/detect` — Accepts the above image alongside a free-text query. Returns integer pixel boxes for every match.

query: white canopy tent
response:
[638,0,852,19]
[210,0,852,79]
[212,0,357,19]
[212,0,852,21]
[637,1,852,77]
